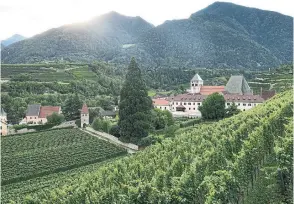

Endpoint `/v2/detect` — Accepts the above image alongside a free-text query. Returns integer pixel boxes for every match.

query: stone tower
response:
[190,73,203,94]
[80,104,89,128]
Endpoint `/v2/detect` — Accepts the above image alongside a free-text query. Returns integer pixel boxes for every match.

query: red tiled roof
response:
[224,94,264,103]
[200,86,225,95]
[170,93,264,103]
[81,104,89,114]
[152,99,170,106]
[171,93,207,102]
[39,106,61,118]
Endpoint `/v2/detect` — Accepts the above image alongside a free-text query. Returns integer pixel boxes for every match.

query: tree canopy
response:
[198,92,226,120]
[118,58,152,143]
[62,94,83,120]
[46,112,64,126]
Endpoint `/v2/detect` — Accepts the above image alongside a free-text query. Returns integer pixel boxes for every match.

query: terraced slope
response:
[13,90,292,203]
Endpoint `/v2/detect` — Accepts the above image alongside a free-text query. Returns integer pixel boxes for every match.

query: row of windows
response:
[173,107,197,110]
[173,102,201,106]
[227,103,256,106]
[173,102,258,107]
[156,106,167,110]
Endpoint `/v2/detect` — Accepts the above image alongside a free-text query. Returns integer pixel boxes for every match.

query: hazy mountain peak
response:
[1,34,26,46]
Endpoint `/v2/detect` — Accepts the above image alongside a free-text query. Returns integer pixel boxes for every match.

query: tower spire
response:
[190,73,203,94]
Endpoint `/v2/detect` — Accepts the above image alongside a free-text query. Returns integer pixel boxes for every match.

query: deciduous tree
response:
[46,112,64,126]
[62,94,83,120]
[198,93,226,120]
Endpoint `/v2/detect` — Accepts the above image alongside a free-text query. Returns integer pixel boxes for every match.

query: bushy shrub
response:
[137,135,164,147]
[75,119,81,128]
[109,125,120,137]
[46,113,64,126]
[164,125,179,138]
[13,124,28,131]
[92,118,111,133]
[27,124,55,131]
[152,108,175,130]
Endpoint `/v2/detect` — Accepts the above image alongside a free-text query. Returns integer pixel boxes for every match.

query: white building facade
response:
[152,99,171,111]
[153,74,265,118]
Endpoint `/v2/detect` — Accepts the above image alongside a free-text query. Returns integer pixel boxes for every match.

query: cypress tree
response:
[118,58,152,143]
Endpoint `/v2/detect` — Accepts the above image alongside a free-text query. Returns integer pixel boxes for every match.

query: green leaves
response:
[5,90,293,203]
[46,112,65,126]
[199,92,226,120]
[62,94,83,120]
[118,58,152,142]
[92,118,111,133]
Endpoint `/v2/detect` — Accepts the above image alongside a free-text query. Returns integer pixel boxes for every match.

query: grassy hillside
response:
[13,90,292,203]
[1,128,127,202]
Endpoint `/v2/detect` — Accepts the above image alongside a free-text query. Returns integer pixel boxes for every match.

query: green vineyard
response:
[1,128,127,202]
[9,90,292,203]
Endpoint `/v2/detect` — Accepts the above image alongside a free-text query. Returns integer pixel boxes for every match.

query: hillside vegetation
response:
[15,90,292,203]
[1,2,292,68]
[248,64,293,93]
[1,128,127,202]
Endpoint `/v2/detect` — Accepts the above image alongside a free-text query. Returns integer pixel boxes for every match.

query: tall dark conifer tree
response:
[118,58,152,142]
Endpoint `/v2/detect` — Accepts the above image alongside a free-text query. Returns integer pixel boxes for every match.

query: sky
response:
[0,0,293,40]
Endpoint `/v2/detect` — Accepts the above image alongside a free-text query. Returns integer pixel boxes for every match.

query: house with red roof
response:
[152,99,171,111]
[23,104,62,124]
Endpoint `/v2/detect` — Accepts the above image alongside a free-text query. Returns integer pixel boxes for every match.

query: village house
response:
[1,108,8,136]
[153,74,266,118]
[152,98,171,111]
[21,104,62,124]
[88,106,117,120]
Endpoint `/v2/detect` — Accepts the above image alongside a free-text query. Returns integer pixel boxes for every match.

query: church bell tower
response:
[190,73,203,94]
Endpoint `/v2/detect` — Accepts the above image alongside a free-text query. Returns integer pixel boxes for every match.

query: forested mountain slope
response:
[18,90,293,203]
[139,2,293,68]
[1,12,155,65]
[2,2,293,69]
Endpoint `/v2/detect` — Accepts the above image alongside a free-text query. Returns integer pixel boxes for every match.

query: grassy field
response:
[69,66,98,81]
[1,128,127,202]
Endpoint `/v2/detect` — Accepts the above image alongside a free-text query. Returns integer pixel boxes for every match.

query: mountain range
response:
[1,2,293,69]
[1,34,26,47]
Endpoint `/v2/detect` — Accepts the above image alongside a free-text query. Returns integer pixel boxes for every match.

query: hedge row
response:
[179,118,201,128]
